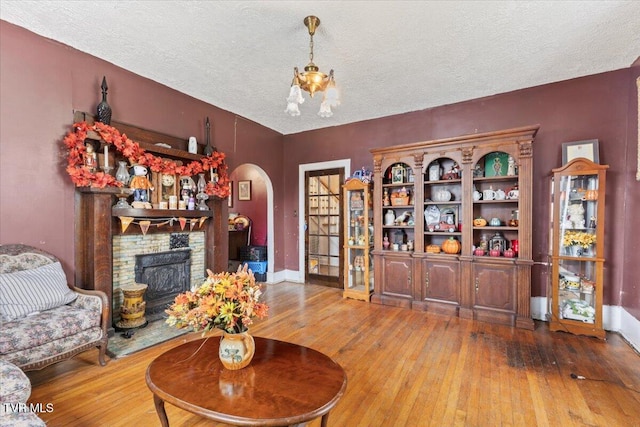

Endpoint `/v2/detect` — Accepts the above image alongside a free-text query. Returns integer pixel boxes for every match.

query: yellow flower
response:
[562,230,596,248]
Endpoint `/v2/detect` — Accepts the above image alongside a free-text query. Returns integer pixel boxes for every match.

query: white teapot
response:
[433,189,452,202]
[495,189,506,200]
[507,188,519,200]
[473,190,482,201]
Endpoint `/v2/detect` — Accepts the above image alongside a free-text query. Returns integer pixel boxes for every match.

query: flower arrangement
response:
[562,230,596,248]
[165,265,268,334]
[63,121,230,198]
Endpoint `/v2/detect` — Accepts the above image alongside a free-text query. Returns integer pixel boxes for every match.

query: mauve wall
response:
[0,21,284,276]
[283,68,640,313]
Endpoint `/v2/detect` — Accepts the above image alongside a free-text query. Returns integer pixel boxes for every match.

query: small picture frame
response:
[238,180,251,201]
[562,139,599,164]
[391,165,405,183]
[227,181,233,208]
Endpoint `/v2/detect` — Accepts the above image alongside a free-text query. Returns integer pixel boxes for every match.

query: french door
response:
[305,168,344,288]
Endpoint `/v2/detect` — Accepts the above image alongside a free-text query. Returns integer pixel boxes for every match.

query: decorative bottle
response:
[96,76,112,125]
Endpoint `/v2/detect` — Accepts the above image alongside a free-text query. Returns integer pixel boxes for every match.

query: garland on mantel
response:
[119,216,208,234]
[63,121,231,198]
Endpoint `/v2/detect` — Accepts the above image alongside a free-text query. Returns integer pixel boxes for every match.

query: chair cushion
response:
[0,304,100,355]
[0,262,77,322]
[0,360,31,403]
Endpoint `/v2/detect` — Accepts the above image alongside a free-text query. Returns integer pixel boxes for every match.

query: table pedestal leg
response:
[321,413,330,427]
[153,394,169,427]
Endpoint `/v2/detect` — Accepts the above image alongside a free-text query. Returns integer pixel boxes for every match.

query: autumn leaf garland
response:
[64,121,231,198]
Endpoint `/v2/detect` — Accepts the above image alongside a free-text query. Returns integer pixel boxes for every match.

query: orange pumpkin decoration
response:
[473,217,487,227]
[426,244,441,254]
[442,237,461,254]
[584,189,598,201]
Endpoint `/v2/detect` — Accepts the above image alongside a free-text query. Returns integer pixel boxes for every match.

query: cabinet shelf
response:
[424,178,462,185]
[424,201,462,205]
[473,176,518,183]
[473,226,518,231]
[424,231,461,236]
[473,200,519,205]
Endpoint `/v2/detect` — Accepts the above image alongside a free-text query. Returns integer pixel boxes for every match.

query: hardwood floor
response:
[27,282,640,426]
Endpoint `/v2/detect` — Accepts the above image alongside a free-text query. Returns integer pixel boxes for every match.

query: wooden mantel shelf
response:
[112,208,213,218]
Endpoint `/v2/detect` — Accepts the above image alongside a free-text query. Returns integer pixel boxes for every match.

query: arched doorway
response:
[228,164,274,282]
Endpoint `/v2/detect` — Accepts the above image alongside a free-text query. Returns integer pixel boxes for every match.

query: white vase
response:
[385,210,396,225]
[219,331,255,370]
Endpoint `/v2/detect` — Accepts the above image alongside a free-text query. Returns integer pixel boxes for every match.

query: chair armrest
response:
[69,287,110,338]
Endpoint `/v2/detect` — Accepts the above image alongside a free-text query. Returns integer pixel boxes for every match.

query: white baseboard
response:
[268,269,304,284]
[533,297,639,352]
[619,308,640,353]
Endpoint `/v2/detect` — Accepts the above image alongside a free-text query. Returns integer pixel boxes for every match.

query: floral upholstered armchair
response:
[0,244,109,371]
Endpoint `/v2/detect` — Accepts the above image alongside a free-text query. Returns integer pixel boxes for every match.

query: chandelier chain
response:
[309,33,314,63]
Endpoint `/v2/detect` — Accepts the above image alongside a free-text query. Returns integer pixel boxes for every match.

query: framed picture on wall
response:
[562,139,600,164]
[238,180,251,201]
[228,181,233,208]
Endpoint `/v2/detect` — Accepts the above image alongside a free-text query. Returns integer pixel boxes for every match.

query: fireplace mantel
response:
[73,116,226,331]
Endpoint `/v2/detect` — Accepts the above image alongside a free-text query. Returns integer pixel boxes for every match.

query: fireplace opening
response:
[134,249,191,322]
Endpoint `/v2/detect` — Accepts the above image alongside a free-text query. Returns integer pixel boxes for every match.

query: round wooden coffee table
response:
[146,336,347,426]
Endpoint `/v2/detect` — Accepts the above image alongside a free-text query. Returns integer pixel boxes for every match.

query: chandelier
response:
[285,16,340,118]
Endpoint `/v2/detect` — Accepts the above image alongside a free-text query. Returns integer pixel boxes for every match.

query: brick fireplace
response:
[112,233,205,324]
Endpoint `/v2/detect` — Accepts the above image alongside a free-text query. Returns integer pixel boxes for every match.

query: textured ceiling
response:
[1,1,639,135]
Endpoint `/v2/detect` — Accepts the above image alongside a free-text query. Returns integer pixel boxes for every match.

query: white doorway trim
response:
[297,159,351,282]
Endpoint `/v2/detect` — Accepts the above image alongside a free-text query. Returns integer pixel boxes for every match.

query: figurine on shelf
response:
[385,210,396,225]
[180,176,196,204]
[507,155,517,176]
[129,164,154,209]
[383,235,390,250]
[383,188,390,206]
[442,162,460,180]
[589,216,596,228]
[567,203,585,228]
[83,143,97,173]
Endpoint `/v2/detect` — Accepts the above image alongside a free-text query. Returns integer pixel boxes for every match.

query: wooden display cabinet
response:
[371,125,538,329]
[549,158,607,339]
[342,179,373,301]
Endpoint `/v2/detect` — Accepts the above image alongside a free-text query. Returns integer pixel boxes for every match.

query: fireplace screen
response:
[135,249,191,321]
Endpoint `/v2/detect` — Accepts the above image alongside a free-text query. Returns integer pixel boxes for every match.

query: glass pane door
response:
[306,168,343,287]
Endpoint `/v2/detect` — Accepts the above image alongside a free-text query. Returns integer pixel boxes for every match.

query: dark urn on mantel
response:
[203,116,215,156]
[97,76,112,125]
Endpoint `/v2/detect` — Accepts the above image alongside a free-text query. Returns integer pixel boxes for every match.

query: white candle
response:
[104,145,109,169]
